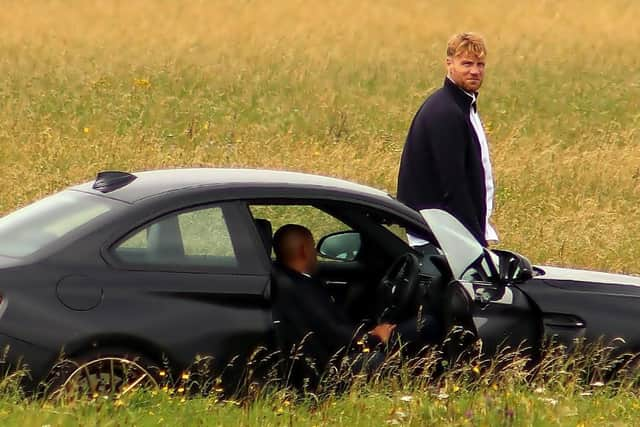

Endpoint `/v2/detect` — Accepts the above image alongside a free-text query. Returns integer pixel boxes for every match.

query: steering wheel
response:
[377,252,421,322]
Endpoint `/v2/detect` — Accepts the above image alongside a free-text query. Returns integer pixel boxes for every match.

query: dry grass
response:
[1,3,640,424]
[4,340,640,426]
[1,1,639,271]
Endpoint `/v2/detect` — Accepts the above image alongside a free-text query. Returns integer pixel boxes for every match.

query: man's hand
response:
[369,323,396,344]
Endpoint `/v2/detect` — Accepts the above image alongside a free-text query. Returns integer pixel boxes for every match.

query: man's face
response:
[446,52,486,93]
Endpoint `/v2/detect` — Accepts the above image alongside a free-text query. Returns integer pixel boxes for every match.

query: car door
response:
[102,201,274,381]
[449,264,541,359]
[421,209,542,359]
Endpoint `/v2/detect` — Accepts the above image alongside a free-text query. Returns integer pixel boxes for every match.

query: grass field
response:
[3,343,640,426]
[1,0,640,425]
[1,387,639,427]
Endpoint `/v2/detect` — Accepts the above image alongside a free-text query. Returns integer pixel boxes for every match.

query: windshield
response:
[420,209,489,279]
[0,191,115,258]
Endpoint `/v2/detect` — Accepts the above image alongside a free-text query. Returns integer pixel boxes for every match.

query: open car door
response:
[422,209,542,359]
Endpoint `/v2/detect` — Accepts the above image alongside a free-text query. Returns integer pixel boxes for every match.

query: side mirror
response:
[494,249,533,284]
[317,231,361,262]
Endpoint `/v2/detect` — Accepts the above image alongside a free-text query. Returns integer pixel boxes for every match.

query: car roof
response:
[71,168,393,204]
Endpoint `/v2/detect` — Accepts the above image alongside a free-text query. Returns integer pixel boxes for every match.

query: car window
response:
[114,205,237,269]
[382,223,410,244]
[0,191,115,258]
[249,204,351,259]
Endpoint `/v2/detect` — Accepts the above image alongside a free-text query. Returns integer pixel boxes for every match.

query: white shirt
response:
[461,85,499,243]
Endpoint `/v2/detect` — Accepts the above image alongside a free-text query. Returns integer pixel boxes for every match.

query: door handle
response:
[543,314,585,328]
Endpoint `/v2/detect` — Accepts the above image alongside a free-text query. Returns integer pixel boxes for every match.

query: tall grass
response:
[3,341,640,426]
[1,1,640,424]
[1,0,639,271]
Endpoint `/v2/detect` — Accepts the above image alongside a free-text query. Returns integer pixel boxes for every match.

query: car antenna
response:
[92,171,137,193]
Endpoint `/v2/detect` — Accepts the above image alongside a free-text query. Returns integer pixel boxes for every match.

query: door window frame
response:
[241,197,418,267]
[105,201,261,274]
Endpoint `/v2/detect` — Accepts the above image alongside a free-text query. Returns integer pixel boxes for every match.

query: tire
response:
[44,348,162,402]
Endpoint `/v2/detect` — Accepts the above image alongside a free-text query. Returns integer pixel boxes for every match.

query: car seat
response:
[147,215,185,263]
[254,218,273,258]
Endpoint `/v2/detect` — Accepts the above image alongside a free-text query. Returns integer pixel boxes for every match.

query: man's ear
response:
[445,57,453,73]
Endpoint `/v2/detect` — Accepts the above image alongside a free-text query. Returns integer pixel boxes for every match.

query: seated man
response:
[271,224,395,383]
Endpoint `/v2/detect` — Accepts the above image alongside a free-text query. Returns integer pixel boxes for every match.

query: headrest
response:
[147,215,184,258]
[254,218,273,257]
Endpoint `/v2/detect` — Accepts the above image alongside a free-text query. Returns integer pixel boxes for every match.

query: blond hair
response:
[446,32,487,58]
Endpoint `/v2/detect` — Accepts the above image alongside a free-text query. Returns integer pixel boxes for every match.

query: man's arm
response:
[297,287,396,348]
[369,323,396,344]
[425,111,485,242]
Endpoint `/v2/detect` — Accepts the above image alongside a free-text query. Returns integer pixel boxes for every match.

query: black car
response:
[0,168,639,396]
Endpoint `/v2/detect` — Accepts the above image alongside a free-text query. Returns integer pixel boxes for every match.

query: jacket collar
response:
[444,77,478,112]
[275,262,315,281]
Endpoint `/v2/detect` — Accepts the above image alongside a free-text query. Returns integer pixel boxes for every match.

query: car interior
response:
[247,201,452,340]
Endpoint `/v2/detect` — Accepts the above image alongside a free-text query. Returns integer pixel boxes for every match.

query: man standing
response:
[397,32,498,246]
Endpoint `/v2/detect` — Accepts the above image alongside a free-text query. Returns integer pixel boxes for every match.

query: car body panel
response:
[518,267,640,352]
[448,279,541,357]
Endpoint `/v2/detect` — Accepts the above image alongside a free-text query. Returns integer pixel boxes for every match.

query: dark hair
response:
[273,224,312,261]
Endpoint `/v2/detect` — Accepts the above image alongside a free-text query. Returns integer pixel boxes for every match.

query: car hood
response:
[535,265,640,287]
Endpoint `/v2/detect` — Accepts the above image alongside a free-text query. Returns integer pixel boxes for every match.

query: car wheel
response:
[45,350,162,402]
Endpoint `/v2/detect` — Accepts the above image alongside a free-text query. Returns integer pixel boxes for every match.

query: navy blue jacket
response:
[271,265,365,380]
[397,78,488,246]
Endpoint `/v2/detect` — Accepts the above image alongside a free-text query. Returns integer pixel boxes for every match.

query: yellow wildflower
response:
[133,78,151,88]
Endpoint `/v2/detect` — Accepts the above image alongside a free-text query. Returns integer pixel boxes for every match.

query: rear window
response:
[113,205,238,270]
[0,191,115,257]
